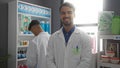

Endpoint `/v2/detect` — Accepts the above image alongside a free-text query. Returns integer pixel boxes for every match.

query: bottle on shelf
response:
[111,16,120,35]
[18,50,21,59]
[18,64,28,68]
[45,21,50,34]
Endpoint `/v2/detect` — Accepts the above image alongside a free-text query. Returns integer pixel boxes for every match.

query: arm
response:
[38,39,49,68]
[77,35,92,68]
[26,41,37,68]
[46,36,56,68]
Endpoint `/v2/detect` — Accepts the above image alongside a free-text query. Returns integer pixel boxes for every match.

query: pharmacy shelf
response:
[98,61,120,68]
[18,12,50,19]
[19,34,34,36]
[17,58,27,61]
[8,1,51,68]
[98,35,120,40]
[97,34,120,68]
[17,45,28,48]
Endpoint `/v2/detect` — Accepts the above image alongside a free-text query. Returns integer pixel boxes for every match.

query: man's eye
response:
[60,11,73,15]
[61,12,65,15]
[68,11,72,14]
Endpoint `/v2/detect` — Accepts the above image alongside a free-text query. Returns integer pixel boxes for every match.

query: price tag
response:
[113,36,120,40]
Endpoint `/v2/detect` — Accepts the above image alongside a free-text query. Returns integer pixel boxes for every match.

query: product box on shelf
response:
[98,11,114,35]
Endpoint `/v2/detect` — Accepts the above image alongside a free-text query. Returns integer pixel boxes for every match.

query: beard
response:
[62,21,71,26]
[61,17,73,26]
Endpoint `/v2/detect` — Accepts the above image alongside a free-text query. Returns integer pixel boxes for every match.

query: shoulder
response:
[75,28,91,40]
[74,27,85,35]
[32,32,50,44]
[39,32,50,38]
[49,29,61,40]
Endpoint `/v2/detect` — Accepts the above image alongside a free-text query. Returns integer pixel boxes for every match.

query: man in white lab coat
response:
[27,20,50,68]
[47,2,92,68]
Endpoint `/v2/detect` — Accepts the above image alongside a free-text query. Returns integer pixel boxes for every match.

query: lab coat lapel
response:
[64,28,81,68]
[56,28,66,68]
[67,28,80,46]
[57,28,66,44]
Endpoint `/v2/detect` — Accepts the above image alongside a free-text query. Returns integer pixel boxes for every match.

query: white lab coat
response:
[47,27,92,68]
[27,32,50,68]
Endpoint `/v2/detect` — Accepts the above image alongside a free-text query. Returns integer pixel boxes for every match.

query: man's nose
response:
[64,13,69,17]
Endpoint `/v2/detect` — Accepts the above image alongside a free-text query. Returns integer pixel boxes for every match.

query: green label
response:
[72,47,80,55]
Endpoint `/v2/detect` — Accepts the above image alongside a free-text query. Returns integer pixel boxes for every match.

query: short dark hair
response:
[28,20,39,31]
[59,2,75,12]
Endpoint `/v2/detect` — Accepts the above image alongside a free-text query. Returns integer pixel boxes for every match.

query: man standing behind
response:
[27,20,50,68]
[47,2,92,68]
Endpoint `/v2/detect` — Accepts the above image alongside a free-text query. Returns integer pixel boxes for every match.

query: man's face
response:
[60,6,75,26]
[30,25,40,35]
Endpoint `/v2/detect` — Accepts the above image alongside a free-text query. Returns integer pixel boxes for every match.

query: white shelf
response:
[17,45,28,48]
[19,34,34,36]
[98,61,120,68]
[17,58,27,61]
[98,35,120,40]
[18,12,50,19]
[8,1,51,68]
[97,34,120,68]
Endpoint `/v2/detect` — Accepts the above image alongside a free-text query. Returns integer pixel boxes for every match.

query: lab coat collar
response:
[56,27,80,44]
[57,26,80,35]
[32,32,48,44]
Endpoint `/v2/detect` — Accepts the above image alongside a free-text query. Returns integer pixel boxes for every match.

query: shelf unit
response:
[97,34,120,68]
[98,61,120,68]
[19,34,34,36]
[8,1,51,68]
[17,58,27,62]
[17,45,28,48]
